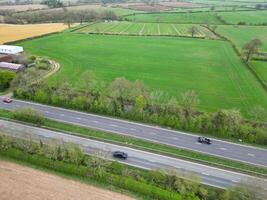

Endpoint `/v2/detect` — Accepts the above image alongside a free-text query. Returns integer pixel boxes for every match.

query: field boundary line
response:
[119,23,132,34]
[139,23,146,35]
[157,24,160,35]
[102,23,118,33]
[172,24,181,35]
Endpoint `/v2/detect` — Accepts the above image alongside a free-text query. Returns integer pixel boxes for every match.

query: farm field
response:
[0,4,47,11]
[217,25,267,52]
[0,23,70,44]
[124,12,222,24]
[217,10,267,25]
[76,22,216,38]
[188,0,266,6]
[251,61,267,84]
[64,5,145,16]
[0,160,135,200]
[17,33,267,113]
[168,6,254,12]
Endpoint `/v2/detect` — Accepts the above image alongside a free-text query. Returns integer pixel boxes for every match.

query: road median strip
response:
[0,109,266,178]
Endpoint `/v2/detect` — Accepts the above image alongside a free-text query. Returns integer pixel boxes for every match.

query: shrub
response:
[13,107,44,126]
[0,70,16,91]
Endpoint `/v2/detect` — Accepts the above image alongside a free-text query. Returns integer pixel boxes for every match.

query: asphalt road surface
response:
[0,97,267,167]
[1,119,267,191]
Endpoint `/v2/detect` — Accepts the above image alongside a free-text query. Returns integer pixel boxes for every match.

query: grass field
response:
[251,61,267,84]
[218,10,267,25]
[76,22,216,38]
[17,33,267,114]
[188,0,266,6]
[217,25,267,52]
[0,23,69,44]
[124,12,222,24]
[124,10,267,25]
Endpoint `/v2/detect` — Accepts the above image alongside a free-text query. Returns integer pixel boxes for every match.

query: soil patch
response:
[0,160,136,200]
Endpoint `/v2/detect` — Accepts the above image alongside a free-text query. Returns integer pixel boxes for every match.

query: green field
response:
[124,10,267,25]
[124,12,222,24]
[188,0,266,6]
[17,33,267,114]
[251,60,267,84]
[76,22,216,38]
[218,10,267,25]
[102,7,145,16]
[217,25,267,52]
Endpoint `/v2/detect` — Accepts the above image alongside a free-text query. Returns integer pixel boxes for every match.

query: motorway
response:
[1,119,267,190]
[0,97,267,167]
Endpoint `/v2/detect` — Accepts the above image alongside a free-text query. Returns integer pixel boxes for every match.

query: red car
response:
[3,97,13,103]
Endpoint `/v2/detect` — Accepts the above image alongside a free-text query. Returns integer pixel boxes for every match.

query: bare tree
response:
[242,39,263,62]
[188,26,199,37]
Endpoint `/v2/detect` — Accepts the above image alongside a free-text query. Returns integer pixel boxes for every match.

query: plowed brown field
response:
[0,160,135,200]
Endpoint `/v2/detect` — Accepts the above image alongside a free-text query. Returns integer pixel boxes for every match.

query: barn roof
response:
[0,45,24,54]
[0,62,24,71]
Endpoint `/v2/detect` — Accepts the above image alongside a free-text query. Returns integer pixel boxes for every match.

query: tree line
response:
[13,71,267,146]
[3,7,118,24]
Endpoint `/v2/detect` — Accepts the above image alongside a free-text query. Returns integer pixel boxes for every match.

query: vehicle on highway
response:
[198,137,212,144]
[2,97,12,103]
[113,151,128,159]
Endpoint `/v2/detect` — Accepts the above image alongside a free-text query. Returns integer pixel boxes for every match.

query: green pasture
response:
[76,22,216,38]
[217,25,267,52]
[251,60,267,84]
[218,10,267,25]
[124,12,222,24]
[17,33,267,114]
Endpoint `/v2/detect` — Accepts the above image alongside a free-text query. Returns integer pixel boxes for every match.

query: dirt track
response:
[0,160,136,200]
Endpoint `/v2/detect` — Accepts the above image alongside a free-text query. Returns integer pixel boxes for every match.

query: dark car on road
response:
[198,137,212,144]
[113,151,128,159]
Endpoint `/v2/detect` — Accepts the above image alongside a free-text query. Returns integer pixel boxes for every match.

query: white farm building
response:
[0,45,24,55]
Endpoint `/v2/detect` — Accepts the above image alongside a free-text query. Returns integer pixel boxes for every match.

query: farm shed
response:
[0,54,13,62]
[0,45,24,55]
[0,62,25,72]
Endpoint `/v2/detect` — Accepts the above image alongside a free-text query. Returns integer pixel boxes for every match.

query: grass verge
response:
[0,108,266,178]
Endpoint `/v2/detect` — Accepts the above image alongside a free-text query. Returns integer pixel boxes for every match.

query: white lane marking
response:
[45,111,50,114]
[201,172,210,176]
[110,124,118,127]
[130,128,137,131]
[232,180,240,183]
[219,147,227,151]
[60,114,65,117]
[76,117,82,120]
[93,120,99,123]
[12,98,267,151]
[248,153,255,157]
[172,137,179,140]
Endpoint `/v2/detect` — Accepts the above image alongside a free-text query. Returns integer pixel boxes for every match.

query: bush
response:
[13,107,44,126]
[0,70,16,91]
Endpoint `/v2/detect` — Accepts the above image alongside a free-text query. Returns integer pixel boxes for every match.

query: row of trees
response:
[0,134,264,200]
[3,7,118,24]
[13,73,267,145]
